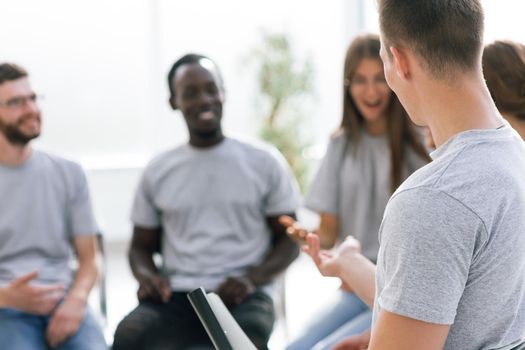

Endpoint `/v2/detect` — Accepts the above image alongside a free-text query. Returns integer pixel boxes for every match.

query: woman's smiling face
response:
[348,58,392,125]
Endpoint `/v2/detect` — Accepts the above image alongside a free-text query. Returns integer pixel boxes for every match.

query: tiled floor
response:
[100,241,340,349]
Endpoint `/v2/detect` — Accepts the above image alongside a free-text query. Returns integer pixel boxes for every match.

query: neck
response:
[188,131,225,148]
[416,72,504,147]
[364,116,387,136]
[0,136,32,166]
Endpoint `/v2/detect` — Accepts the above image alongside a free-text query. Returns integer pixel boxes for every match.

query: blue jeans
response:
[286,290,371,350]
[0,307,107,350]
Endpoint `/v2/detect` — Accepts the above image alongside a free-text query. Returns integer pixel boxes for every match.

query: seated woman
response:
[285,34,430,350]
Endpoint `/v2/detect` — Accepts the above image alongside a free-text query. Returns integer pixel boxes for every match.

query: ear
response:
[390,46,411,81]
[169,96,178,111]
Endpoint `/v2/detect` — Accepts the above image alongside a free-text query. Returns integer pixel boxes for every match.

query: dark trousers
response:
[112,290,274,350]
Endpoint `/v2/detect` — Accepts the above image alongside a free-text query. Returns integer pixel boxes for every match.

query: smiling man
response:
[112,54,300,350]
[0,63,106,349]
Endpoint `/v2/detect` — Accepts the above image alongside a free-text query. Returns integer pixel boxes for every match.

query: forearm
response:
[68,259,98,303]
[338,253,376,307]
[246,237,299,286]
[318,213,339,249]
[318,229,337,250]
[129,248,161,282]
[0,287,7,307]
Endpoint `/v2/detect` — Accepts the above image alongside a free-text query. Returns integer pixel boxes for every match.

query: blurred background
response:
[2,0,525,347]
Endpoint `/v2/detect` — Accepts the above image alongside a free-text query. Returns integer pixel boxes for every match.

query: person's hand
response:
[0,271,65,315]
[46,296,86,348]
[303,234,362,278]
[332,330,371,350]
[279,215,311,244]
[302,233,340,277]
[216,276,255,306]
[137,274,170,303]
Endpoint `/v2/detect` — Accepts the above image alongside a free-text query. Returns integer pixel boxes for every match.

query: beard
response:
[0,115,40,146]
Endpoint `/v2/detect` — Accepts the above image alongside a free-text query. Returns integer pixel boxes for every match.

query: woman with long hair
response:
[286,34,430,350]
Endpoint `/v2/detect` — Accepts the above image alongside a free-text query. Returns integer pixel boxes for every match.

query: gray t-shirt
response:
[131,137,300,292]
[306,131,427,261]
[0,150,98,287]
[374,126,525,349]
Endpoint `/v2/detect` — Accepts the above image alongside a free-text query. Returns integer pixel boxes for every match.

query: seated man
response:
[0,63,106,349]
[112,53,300,350]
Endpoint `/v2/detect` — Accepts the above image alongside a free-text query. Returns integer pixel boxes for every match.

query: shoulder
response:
[328,130,349,150]
[33,150,85,177]
[141,144,187,177]
[227,136,287,166]
[381,186,486,259]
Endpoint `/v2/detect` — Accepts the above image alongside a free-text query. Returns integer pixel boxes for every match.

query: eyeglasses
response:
[0,93,41,109]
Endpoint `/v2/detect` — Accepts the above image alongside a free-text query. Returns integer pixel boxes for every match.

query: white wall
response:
[1,0,366,240]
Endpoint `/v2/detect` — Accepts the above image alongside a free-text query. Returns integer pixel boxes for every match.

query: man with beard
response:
[112,54,300,350]
[0,63,107,349]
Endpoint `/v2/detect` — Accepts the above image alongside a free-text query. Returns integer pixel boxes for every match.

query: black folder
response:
[187,287,257,350]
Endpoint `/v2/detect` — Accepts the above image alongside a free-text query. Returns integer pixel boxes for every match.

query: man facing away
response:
[295,1,525,349]
[112,54,300,350]
[0,63,107,349]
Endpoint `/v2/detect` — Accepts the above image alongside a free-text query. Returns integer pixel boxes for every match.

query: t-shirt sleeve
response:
[69,164,99,236]
[130,168,161,228]
[377,187,484,325]
[304,136,344,214]
[264,148,300,216]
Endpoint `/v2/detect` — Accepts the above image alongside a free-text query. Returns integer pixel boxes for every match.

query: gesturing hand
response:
[137,274,171,303]
[2,271,65,315]
[46,296,86,348]
[216,276,255,306]
[303,234,362,278]
[279,215,311,244]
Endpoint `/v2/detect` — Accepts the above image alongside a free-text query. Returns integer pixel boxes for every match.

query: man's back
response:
[376,126,525,349]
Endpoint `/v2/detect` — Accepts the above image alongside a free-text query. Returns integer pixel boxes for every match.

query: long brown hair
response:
[337,33,430,193]
[483,41,525,121]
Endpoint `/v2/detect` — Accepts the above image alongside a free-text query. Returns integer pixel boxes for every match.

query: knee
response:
[112,316,150,350]
[112,304,164,350]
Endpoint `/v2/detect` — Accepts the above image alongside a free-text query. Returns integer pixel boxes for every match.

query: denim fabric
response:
[0,306,107,350]
[287,290,371,350]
